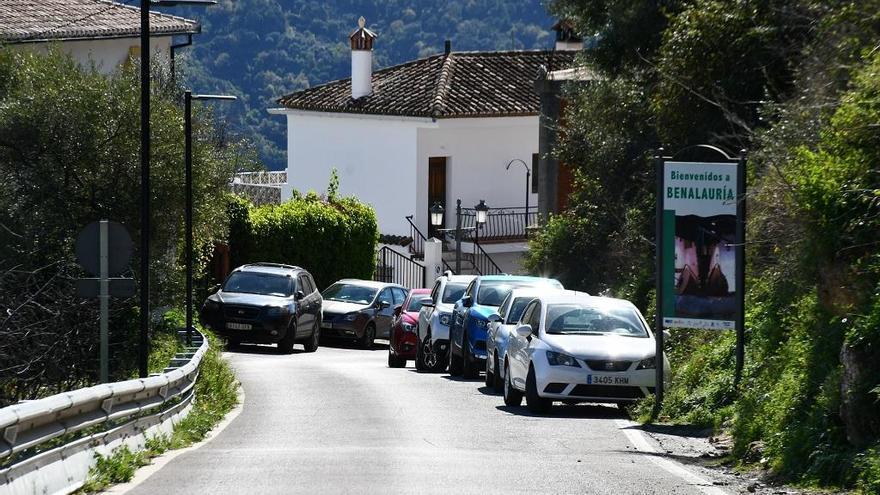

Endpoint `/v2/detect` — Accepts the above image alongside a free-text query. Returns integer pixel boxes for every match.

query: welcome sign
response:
[661,161,739,329]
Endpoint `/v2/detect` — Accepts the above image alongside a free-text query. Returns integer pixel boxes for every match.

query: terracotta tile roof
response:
[277,50,575,119]
[0,0,199,44]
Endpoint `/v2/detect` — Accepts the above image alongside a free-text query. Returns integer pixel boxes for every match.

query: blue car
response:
[447,275,563,378]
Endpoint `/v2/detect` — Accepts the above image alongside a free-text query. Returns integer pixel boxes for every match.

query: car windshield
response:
[406,295,427,312]
[223,272,292,297]
[545,302,648,337]
[441,283,467,304]
[477,280,562,307]
[322,283,377,304]
[506,297,535,324]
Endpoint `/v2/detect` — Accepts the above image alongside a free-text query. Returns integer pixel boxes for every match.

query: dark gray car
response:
[200,263,323,353]
[320,279,408,348]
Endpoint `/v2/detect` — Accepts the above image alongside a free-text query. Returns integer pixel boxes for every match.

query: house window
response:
[531,153,539,194]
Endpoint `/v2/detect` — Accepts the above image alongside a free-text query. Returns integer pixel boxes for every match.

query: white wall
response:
[12,36,173,74]
[280,112,424,235]
[416,116,539,234]
[279,112,539,239]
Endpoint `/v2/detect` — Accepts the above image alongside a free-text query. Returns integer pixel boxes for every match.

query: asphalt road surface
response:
[125,341,731,495]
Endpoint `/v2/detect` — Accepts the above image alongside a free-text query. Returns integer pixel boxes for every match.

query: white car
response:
[502,293,669,413]
[416,272,476,372]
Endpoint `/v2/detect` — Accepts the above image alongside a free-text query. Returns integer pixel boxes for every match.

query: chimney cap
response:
[551,19,582,43]
[350,16,377,50]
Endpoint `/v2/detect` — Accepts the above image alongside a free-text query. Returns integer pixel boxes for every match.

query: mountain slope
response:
[170,0,556,169]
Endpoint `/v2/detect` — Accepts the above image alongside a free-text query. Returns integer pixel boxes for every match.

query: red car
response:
[388,288,431,368]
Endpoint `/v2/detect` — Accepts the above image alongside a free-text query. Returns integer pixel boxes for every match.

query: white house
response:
[271,19,576,266]
[0,0,200,74]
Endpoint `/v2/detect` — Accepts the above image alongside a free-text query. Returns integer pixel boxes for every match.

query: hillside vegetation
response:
[170,0,556,169]
[529,0,880,490]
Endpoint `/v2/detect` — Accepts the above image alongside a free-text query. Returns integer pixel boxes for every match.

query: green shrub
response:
[228,189,377,290]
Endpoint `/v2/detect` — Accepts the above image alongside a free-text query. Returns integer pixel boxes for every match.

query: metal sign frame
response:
[653,146,747,413]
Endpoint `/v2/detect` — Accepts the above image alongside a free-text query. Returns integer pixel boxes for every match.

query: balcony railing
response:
[459,206,538,243]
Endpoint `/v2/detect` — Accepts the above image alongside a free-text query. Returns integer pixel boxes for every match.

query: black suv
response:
[200,263,323,353]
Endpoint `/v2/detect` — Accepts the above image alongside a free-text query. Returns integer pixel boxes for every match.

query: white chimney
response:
[350,16,377,99]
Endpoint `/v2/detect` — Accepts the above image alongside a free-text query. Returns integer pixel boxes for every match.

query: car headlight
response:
[636,357,656,370]
[266,306,289,316]
[546,350,581,367]
[344,313,358,321]
[402,322,416,332]
[439,313,451,326]
[474,319,488,329]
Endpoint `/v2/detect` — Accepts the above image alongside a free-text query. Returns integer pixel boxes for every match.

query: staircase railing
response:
[374,246,426,289]
[459,206,537,243]
[472,241,503,275]
[405,215,426,258]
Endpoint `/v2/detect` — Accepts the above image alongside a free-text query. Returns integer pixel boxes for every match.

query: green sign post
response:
[654,146,746,414]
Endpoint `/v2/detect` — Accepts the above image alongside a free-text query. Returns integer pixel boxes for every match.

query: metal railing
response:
[459,206,538,243]
[405,215,426,258]
[0,330,209,493]
[234,171,287,185]
[374,247,426,289]
[472,242,503,275]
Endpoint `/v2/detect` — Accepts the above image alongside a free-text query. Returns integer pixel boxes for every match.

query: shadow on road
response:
[495,402,629,420]
[317,337,389,351]
[624,423,713,439]
[224,343,305,355]
[440,374,484,383]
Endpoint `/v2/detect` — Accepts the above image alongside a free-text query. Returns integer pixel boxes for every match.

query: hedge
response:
[227,193,378,290]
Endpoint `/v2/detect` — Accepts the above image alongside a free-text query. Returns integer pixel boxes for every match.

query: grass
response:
[77,320,238,494]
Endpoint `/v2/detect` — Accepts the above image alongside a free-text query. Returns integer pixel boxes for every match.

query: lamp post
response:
[184,91,236,346]
[430,202,444,230]
[505,158,530,233]
[139,0,217,377]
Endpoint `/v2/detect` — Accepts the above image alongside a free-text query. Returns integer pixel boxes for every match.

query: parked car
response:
[320,279,408,348]
[199,263,322,353]
[502,292,669,413]
[484,288,548,391]
[448,275,563,378]
[388,288,431,368]
[416,272,476,372]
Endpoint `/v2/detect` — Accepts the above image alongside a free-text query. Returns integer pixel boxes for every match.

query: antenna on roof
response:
[358,16,366,28]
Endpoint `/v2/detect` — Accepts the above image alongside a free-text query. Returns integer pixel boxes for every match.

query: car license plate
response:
[321,322,333,329]
[226,322,251,330]
[587,374,629,385]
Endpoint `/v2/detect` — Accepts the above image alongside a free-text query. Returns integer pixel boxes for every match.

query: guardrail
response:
[0,329,209,494]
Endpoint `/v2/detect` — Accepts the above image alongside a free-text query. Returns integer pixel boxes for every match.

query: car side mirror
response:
[461,296,473,308]
[393,304,402,316]
[515,324,532,338]
[662,330,671,340]
[378,300,391,310]
[487,313,502,323]
[420,297,435,308]
[295,291,306,301]
[209,284,221,294]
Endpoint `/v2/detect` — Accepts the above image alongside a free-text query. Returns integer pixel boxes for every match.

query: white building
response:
[0,0,200,74]
[271,19,575,269]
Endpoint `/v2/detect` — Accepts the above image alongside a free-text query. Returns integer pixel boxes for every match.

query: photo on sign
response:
[673,214,736,321]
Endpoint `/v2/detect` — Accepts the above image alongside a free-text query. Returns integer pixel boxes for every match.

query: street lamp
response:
[474,199,489,247]
[505,158,530,233]
[139,0,217,377]
[185,91,236,346]
[430,202,445,228]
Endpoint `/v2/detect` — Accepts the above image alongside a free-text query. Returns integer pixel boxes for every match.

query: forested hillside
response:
[169,0,555,169]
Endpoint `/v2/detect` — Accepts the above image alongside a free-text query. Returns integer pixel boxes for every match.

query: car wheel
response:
[525,365,552,413]
[492,355,503,392]
[387,350,406,368]
[448,340,463,376]
[461,335,477,378]
[415,336,428,371]
[303,321,320,353]
[359,323,376,349]
[277,321,296,354]
[503,361,522,407]
[484,352,494,387]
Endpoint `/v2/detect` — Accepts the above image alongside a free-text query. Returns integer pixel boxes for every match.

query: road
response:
[125,342,730,495]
